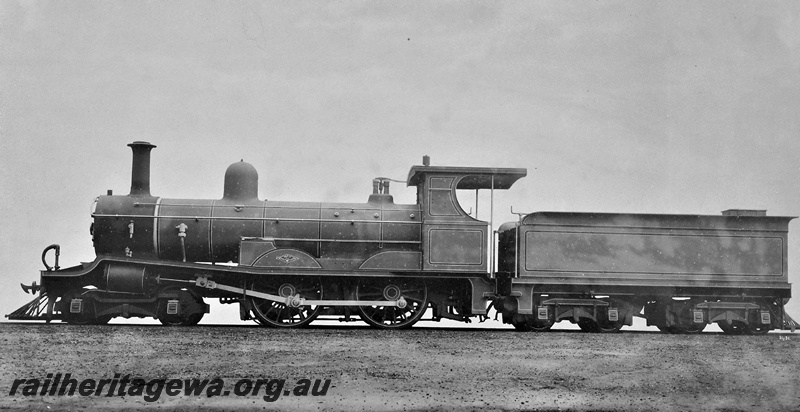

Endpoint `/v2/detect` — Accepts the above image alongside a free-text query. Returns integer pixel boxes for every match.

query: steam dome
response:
[223,160,259,201]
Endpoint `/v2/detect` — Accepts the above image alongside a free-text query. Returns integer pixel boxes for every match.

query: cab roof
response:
[407,165,527,190]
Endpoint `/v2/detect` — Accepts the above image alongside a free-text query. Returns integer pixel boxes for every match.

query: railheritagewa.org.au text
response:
[9,373,332,402]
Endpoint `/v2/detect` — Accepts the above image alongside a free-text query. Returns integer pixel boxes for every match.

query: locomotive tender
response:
[8,142,797,334]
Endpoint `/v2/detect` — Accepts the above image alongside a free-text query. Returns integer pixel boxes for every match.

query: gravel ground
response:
[1,323,799,411]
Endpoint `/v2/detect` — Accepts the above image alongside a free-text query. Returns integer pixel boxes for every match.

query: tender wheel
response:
[356,278,428,329]
[661,322,706,334]
[654,306,706,334]
[596,309,625,333]
[595,321,623,333]
[577,319,599,333]
[529,321,553,332]
[94,315,113,325]
[747,324,770,335]
[718,321,748,335]
[159,312,204,326]
[675,323,706,334]
[513,321,532,331]
[183,313,204,326]
[248,277,322,328]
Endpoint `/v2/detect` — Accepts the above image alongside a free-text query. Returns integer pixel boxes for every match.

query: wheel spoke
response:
[357,279,427,329]
[249,277,322,328]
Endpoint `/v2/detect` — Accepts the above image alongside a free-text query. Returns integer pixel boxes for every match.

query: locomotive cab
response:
[407,162,526,274]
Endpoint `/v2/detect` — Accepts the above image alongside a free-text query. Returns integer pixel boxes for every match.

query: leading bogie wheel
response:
[158,288,206,326]
[248,277,322,328]
[60,289,96,325]
[513,315,552,332]
[356,278,428,329]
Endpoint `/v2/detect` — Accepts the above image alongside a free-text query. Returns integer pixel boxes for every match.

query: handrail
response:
[41,244,60,272]
[93,214,422,225]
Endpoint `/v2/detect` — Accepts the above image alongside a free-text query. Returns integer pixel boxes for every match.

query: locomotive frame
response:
[7,142,798,334]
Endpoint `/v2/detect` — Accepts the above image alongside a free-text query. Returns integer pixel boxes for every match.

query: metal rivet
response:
[334,212,340,217]
[374,213,379,218]
[410,214,415,219]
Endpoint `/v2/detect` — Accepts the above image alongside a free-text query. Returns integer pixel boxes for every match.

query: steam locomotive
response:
[7,142,797,334]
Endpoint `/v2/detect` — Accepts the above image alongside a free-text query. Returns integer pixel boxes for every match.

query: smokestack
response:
[128,141,156,196]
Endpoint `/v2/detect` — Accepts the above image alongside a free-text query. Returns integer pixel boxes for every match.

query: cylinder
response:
[105,263,150,294]
[128,141,156,196]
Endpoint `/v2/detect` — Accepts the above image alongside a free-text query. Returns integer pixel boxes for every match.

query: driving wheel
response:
[356,278,428,329]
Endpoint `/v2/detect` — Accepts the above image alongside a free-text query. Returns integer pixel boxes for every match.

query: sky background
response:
[1,1,799,328]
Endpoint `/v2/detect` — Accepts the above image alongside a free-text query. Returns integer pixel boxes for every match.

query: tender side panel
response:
[525,231,784,277]
[512,212,793,291]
